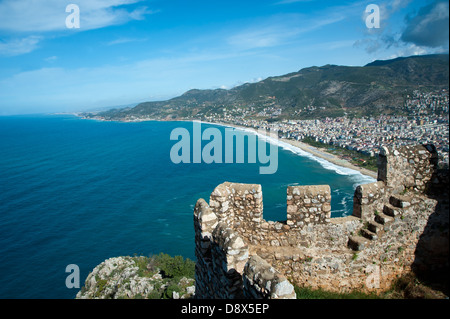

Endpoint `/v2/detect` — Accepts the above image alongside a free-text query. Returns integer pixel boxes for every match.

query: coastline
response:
[75,114,378,180]
[208,121,378,180]
[281,138,378,179]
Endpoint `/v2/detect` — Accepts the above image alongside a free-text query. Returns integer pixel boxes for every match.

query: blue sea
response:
[0,114,375,299]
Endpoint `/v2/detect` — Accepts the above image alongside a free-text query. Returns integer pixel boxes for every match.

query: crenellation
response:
[378,144,439,193]
[353,181,386,221]
[287,185,332,227]
[194,144,448,298]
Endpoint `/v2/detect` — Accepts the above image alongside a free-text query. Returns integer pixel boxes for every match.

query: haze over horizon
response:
[0,0,448,115]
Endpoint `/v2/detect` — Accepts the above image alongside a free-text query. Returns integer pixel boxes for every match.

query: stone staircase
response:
[348,194,411,251]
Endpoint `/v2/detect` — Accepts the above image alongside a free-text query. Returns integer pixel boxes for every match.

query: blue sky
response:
[0,0,448,115]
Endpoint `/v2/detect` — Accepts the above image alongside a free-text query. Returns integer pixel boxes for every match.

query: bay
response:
[0,114,373,298]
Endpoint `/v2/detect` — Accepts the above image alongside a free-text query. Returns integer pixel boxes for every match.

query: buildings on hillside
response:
[206,89,449,166]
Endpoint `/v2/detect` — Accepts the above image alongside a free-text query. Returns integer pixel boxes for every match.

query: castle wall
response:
[194,196,296,299]
[243,255,296,299]
[287,185,331,227]
[272,196,440,292]
[353,181,386,222]
[377,144,438,193]
[193,144,448,298]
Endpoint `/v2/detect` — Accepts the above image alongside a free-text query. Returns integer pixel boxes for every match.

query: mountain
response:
[85,54,449,121]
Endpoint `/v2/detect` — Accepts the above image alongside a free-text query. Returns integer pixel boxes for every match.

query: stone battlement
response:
[193,144,449,298]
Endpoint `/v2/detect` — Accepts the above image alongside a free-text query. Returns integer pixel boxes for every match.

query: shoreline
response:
[75,114,378,180]
[281,138,378,179]
[209,121,378,180]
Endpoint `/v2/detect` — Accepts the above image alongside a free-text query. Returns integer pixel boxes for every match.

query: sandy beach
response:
[279,138,378,179]
[212,121,378,180]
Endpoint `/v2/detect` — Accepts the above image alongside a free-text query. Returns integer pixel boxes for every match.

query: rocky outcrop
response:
[76,256,195,299]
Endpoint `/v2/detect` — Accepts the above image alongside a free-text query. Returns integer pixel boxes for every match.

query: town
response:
[85,88,449,168]
[203,89,449,168]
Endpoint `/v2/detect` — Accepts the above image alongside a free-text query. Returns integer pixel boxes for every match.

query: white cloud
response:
[44,55,58,62]
[227,12,346,51]
[106,37,148,46]
[356,0,449,56]
[227,14,345,50]
[0,0,153,33]
[0,0,155,56]
[228,1,370,53]
[401,0,449,48]
[0,36,42,56]
[387,44,447,60]
[228,27,296,50]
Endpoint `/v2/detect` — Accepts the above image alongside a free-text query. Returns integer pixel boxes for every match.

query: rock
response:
[272,280,295,297]
[186,285,196,295]
[76,256,195,299]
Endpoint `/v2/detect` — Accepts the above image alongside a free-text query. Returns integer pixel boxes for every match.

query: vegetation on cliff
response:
[76,254,195,299]
[76,254,447,299]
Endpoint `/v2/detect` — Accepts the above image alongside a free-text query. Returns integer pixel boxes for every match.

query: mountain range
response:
[85,54,449,121]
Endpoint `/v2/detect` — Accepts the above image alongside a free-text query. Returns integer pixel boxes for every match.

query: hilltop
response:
[83,54,449,121]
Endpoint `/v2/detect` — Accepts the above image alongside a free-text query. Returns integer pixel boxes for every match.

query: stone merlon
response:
[193,144,449,298]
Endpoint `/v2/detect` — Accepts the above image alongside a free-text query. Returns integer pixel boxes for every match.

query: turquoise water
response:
[0,115,374,298]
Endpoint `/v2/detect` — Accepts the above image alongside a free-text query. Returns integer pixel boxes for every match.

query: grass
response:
[301,137,378,172]
[295,286,380,299]
[294,272,448,299]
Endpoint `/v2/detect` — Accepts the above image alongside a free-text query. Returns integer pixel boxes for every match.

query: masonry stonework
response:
[287,185,331,227]
[193,144,449,298]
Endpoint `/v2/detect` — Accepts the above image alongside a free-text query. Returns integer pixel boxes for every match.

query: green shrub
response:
[147,290,162,299]
[164,283,182,299]
[152,253,195,280]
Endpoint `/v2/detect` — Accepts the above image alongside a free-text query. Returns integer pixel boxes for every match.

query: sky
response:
[0,0,448,115]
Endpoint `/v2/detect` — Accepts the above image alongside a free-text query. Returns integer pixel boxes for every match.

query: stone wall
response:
[193,144,448,298]
[287,185,331,227]
[194,196,296,299]
[243,255,296,299]
[353,181,386,222]
[377,144,438,193]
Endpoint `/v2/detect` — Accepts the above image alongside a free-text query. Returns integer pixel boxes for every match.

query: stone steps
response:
[383,203,402,218]
[348,207,395,251]
[360,228,378,240]
[375,212,394,225]
[389,194,412,209]
[348,195,413,251]
[347,235,370,251]
[368,220,384,234]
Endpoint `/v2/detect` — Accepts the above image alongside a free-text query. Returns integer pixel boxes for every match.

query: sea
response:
[0,114,375,299]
